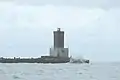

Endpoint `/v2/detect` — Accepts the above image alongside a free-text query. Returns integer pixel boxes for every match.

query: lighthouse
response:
[50,28,69,58]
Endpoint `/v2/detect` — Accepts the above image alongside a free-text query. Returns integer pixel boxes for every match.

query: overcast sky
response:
[0,0,120,62]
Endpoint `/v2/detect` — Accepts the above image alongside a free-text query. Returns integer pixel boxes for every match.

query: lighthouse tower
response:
[50,28,69,58]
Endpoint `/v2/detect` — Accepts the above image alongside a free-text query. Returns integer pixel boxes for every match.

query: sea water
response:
[0,62,120,80]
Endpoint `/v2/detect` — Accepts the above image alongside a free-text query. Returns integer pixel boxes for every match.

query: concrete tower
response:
[54,28,64,48]
[50,28,69,58]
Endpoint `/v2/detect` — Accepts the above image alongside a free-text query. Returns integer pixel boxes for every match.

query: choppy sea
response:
[0,62,120,80]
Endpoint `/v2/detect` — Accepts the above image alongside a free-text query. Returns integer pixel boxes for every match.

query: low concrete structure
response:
[50,48,68,58]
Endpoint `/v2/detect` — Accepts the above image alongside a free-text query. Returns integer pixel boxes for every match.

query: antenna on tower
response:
[57,28,61,31]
